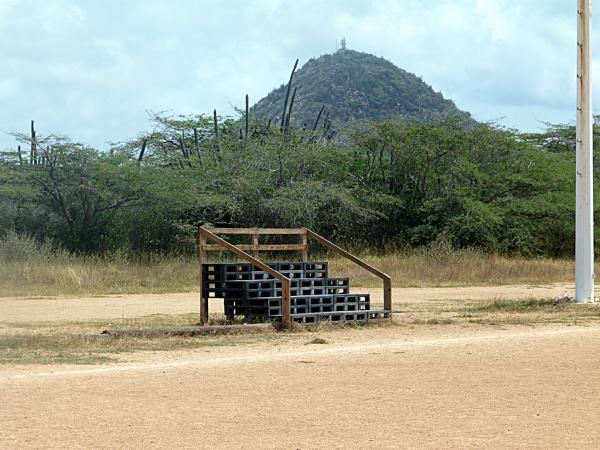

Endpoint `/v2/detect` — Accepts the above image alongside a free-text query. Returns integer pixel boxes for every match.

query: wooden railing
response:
[305,229,392,313]
[199,227,392,329]
[200,227,308,260]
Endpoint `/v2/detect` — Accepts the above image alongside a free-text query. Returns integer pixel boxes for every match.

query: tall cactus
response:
[30,120,36,165]
[138,139,147,164]
[322,110,330,128]
[312,105,325,131]
[180,132,193,167]
[193,128,202,163]
[284,86,297,132]
[213,109,222,154]
[280,59,299,131]
[179,132,188,159]
[245,94,249,140]
[213,109,219,139]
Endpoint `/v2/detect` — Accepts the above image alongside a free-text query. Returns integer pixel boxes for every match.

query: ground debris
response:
[100,323,275,337]
[553,295,575,305]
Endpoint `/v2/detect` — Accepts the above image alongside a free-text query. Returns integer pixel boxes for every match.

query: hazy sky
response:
[0,0,597,150]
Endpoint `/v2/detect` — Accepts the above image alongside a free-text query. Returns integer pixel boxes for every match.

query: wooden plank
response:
[255,228,307,235]
[202,243,306,251]
[257,244,306,251]
[202,244,254,251]
[206,227,306,235]
[282,282,291,330]
[301,233,308,261]
[383,278,392,312]
[252,233,259,258]
[205,227,258,234]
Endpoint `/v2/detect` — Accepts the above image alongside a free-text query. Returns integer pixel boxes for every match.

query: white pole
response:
[576,0,594,303]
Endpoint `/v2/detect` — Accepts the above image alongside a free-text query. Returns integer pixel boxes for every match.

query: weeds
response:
[305,337,329,345]
[0,331,282,365]
[412,318,455,325]
[0,244,579,297]
[466,299,559,313]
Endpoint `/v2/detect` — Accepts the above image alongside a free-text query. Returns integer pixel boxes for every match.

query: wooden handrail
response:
[202,243,306,252]
[207,227,307,235]
[305,229,392,312]
[202,227,308,260]
[199,227,292,329]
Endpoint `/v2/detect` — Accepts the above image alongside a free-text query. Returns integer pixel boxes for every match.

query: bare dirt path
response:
[0,283,574,322]
[1,323,599,449]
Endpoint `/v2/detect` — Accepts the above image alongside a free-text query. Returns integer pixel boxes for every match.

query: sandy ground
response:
[3,283,599,449]
[0,283,574,322]
[1,323,600,448]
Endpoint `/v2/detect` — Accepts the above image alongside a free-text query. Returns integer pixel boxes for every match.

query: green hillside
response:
[251,49,467,129]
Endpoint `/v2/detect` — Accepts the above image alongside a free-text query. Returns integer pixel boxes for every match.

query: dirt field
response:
[4,283,600,449]
[0,283,574,322]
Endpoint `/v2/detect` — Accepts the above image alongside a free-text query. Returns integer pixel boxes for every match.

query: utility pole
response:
[576,0,594,303]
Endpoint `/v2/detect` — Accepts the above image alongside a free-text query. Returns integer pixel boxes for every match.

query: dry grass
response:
[0,246,579,298]
[0,256,198,297]
[328,248,575,288]
[401,297,600,327]
[3,298,600,365]
[305,337,329,345]
[0,319,283,365]
[4,313,206,331]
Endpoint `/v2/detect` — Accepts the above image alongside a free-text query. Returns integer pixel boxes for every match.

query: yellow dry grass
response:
[0,248,578,298]
[329,250,575,287]
[0,257,197,297]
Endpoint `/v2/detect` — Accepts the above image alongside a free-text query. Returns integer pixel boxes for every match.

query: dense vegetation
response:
[0,110,594,257]
[251,49,466,131]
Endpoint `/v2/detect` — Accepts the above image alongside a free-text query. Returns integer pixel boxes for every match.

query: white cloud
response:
[475,0,522,42]
[0,0,594,149]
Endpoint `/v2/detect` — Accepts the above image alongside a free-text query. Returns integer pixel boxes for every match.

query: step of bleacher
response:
[224,293,371,317]
[203,261,385,325]
[278,310,390,324]
[204,277,349,298]
[203,261,328,283]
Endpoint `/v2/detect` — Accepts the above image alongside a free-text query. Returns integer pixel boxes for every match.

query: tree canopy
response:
[0,113,588,257]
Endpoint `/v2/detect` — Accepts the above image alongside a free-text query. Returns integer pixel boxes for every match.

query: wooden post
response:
[282,280,292,330]
[301,231,308,261]
[383,278,392,313]
[199,230,208,324]
[252,232,259,258]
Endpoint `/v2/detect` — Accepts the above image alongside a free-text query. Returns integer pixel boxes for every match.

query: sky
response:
[0,0,597,150]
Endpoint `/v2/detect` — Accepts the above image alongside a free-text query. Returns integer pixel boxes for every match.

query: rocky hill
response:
[251,48,468,129]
